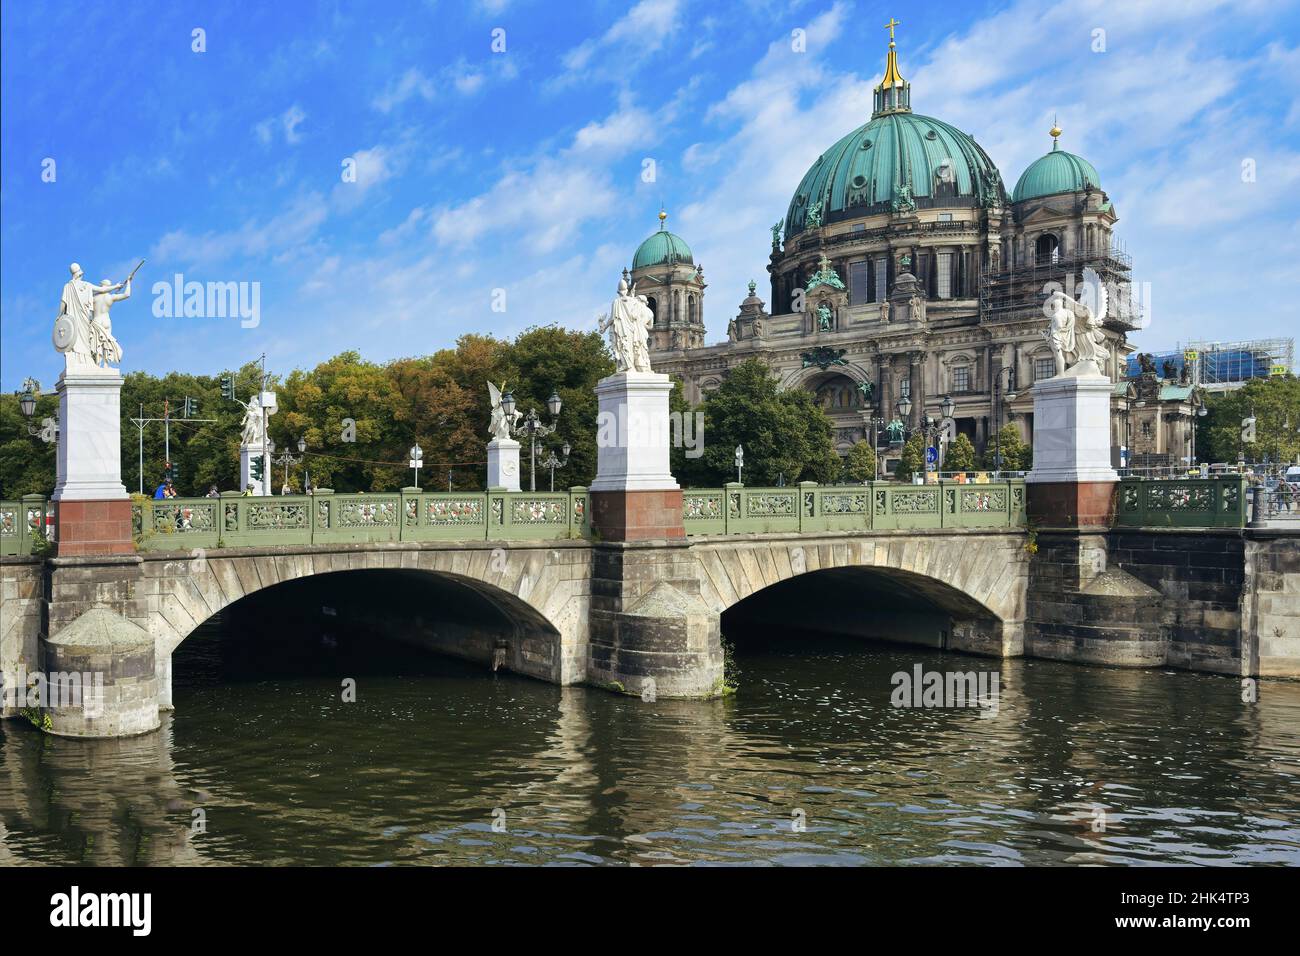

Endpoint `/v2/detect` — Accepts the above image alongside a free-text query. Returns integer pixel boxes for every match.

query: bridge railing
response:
[1116,477,1247,528]
[682,480,1027,535]
[131,487,591,551]
[0,495,49,556]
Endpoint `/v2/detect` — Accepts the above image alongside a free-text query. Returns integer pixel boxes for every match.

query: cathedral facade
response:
[632,28,1155,472]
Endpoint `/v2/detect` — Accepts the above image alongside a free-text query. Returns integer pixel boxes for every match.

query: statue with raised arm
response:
[1044,266,1109,376]
[237,395,265,447]
[487,381,521,440]
[88,277,129,366]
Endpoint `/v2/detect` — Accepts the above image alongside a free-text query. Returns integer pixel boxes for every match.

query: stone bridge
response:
[3,476,1297,739]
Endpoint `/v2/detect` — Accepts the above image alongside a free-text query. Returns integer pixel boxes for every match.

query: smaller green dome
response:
[632,228,693,270]
[1013,140,1101,202]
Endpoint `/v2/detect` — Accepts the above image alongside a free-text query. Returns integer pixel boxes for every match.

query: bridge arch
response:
[690,532,1027,656]
[141,542,591,708]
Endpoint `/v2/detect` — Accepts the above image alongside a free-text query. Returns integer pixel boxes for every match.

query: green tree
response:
[0,392,58,497]
[896,433,927,482]
[983,423,1029,471]
[1198,375,1300,466]
[843,440,877,482]
[806,446,844,484]
[674,358,836,486]
[943,433,977,471]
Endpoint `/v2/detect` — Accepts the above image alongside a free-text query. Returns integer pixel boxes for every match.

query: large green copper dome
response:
[632,227,693,270]
[784,112,1006,237]
[1012,139,1101,202]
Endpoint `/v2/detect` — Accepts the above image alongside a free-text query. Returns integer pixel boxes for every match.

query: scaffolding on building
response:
[977,244,1143,331]
[1125,338,1294,391]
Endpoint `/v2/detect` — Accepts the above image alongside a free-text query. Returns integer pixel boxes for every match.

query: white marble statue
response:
[601,276,655,373]
[487,381,521,440]
[237,395,265,446]
[53,260,140,370]
[88,278,128,366]
[53,263,102,369]
[1044,266,1110,376]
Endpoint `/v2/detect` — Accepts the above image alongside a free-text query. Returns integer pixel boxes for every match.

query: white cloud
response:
[253,104,307,145]
[151,193,329,270]
[373,68,436,113]
[552,0,683,88]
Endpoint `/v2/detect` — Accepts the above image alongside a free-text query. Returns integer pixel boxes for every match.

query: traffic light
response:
[220,375,235,400]
[250,456,264,482]
[165,460,177,482]
[183,396,199,418]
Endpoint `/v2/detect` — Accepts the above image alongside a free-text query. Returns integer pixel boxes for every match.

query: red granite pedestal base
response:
[589,489,685,541]
[53,499,135,555]
[1026,481,1118,530]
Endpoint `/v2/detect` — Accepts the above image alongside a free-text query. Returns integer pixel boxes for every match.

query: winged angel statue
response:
[487,381,522,440]
[1044,266,1110,377]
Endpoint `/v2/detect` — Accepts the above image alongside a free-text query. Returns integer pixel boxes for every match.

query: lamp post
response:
[735,444,744,484]
[992,367,1018,475]
[511,389,563,492]
[541,441,571,492]
[862,414,887,479]
[15,377,56,441]
[271,437,307,494]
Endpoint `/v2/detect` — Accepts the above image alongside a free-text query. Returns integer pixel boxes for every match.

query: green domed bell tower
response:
[629,208,706,355]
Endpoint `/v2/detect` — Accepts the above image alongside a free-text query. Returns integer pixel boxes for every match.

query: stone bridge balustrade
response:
[130,487,591,550]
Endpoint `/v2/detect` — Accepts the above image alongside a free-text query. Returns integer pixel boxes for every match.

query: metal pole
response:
[164,399,171,465]
[138,404,145,494]
[530,432,537,492]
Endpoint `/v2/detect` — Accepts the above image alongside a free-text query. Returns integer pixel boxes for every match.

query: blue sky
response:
[3,0,1298,390]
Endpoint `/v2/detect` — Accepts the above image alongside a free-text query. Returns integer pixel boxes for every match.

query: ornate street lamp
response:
[271,437,307,493]
[896,394,913,420]
[541,440,571,492]
[510,388,563,491]
[941,394,955,420]
[15,377,54,440]
[18,381,37,419]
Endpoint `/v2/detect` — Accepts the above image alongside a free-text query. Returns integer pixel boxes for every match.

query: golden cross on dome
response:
[885,18,900,42]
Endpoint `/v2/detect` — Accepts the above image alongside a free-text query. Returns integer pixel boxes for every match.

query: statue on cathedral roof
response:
[806,255,845,293]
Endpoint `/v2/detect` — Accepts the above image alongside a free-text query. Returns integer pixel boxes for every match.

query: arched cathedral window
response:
[1035,234,1060,265]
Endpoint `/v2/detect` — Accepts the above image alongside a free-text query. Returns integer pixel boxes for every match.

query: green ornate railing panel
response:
[0,495,48,556]
[1116,477,1246,528]
[682,480,1026,534]
[132,487,590,551]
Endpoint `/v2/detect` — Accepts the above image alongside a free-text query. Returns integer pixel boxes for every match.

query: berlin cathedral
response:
[627,26,1197,472]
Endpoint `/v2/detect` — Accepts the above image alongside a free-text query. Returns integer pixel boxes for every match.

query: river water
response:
[2,624,1298,866]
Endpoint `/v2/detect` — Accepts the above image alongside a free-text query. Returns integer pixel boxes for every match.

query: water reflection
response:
[2,625,1298,866]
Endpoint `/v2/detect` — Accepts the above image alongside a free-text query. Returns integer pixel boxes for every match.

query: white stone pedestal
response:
[51,369,129,502]
[1026,365,1119,484]
[240,445,271,496]
[590,371,679,492]
[486,438,521,491]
